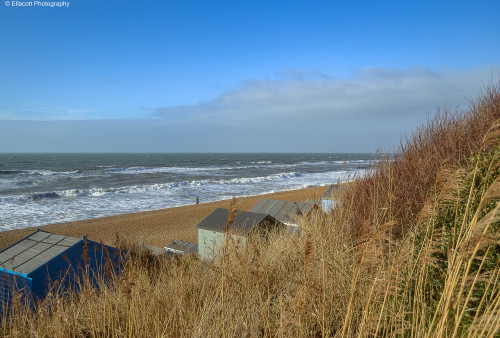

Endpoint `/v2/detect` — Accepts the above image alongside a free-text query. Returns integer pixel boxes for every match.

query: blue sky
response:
[0,0,498,152]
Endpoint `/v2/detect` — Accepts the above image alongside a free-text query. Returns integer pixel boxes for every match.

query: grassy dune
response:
[2,84,499,337]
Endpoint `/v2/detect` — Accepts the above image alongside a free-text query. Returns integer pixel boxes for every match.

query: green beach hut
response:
[197,208,279,261]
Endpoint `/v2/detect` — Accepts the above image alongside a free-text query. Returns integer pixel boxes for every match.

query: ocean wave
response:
[5,170,323,201]
[250,161,272,164]
[78,160,364,177]
[104,166,224,175]
[25,169,79,176]
[31,191,60,200]
[295,160,333,166]
[0,170,26,175]
[226,171,303,184]
[103,163,283,175]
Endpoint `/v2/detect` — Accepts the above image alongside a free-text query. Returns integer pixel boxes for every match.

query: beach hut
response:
[197,208,279,260]
[165,240,198,256]
[137,240,198,257]
[250,198,316,227]
[0,229,120,307]
[321,184,336,211]
[137,243,166,257]
[320,183,349,211]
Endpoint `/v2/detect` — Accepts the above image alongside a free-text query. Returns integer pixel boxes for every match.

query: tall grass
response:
[1,83,499,337]
[339,84,500,238]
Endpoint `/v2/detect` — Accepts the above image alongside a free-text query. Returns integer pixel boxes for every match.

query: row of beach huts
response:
[0,185,338,309]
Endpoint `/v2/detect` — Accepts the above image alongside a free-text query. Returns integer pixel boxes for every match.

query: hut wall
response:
[0,270,32,308]
[29,241,119,300]
[198,229,246,260]
[321,199,335,212]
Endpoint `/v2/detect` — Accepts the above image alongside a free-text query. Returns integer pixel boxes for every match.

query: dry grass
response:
[1,83,499,337]
[339,84,500,239]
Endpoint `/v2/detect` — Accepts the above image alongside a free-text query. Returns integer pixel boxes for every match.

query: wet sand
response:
[0,186,328,250]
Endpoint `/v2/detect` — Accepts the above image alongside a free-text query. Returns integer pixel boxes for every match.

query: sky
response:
[0,0,498,153]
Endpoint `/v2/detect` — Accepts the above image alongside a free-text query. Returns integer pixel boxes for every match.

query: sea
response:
[0,153,376,231]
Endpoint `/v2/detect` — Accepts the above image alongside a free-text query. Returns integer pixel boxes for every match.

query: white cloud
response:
[154,66,497,126]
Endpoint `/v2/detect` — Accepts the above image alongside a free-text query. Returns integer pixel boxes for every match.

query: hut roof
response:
[138,243,166,256]
[165,240,198,255]
[321,184,335,199]
[250,198,314,224]
[0,230,82,275]
[197,208,275,235]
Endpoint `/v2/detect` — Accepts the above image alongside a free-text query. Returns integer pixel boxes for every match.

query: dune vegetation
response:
[2,83,499,337]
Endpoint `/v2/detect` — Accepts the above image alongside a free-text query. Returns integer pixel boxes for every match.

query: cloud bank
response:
[153,66,496,126]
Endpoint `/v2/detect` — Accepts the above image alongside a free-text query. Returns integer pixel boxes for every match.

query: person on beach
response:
[196,196,199,204]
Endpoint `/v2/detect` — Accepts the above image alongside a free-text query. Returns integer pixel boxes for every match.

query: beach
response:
[0,185,328,250]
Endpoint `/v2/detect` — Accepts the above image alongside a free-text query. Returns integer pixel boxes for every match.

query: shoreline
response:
[0,185,328,250]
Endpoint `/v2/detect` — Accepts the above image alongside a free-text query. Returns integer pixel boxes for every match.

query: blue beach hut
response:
[0,229,120,308]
